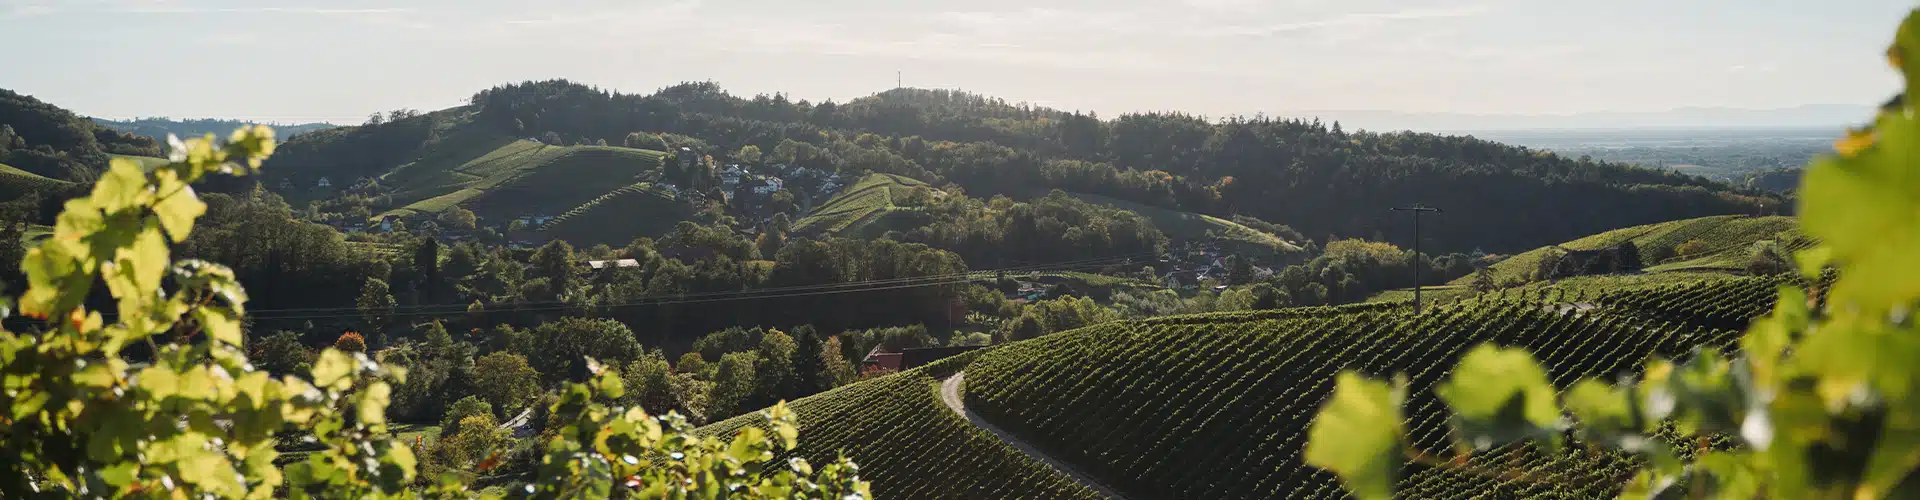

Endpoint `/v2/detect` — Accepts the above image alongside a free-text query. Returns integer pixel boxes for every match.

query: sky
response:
[1,0,1910,127]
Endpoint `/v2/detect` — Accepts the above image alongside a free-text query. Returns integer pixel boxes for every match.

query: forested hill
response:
[273,80,1782,253]
[93,117,337,144]
[0,89,163,182]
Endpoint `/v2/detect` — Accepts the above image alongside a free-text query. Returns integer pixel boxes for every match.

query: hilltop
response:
[1,88,162,182]
[263,80,1782,255]
[92,117,337,143]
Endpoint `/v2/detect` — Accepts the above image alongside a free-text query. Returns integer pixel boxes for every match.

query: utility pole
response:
[1392,205,1443,314]
[897,71,902,89]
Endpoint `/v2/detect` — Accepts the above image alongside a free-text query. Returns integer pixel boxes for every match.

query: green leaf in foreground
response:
[1306,372,1405,500]
[1436,344,1562,450]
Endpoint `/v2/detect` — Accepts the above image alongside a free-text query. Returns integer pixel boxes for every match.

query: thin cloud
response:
[109,6,415,14]
[2,1,56,17]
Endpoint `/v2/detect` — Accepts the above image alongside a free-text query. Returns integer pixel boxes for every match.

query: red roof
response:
[864,352,902,372]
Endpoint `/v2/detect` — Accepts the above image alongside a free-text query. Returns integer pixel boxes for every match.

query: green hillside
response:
[0,160,74,198]
[542,182,692,246]
[791,173,932,237]
[1061,192,1301,254]
[957,280,1791,498]
[377,138,668,220]
[1450,214,1798,287]
[697,354,1100,499]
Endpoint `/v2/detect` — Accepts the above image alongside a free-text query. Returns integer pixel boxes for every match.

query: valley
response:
[0,5,1909,495]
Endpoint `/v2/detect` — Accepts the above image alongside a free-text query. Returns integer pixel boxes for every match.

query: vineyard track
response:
[939,373,1130,500]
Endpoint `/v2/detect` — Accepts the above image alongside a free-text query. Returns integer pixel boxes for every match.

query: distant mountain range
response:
[1297,104,1873,133]
[92,117,338,143]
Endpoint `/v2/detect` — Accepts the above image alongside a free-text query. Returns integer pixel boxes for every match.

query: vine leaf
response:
[1306,372,1405,500]
[1436,344,1562,450]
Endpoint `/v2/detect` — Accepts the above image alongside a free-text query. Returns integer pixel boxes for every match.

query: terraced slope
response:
[1063,192,1301,254]
[378,138,668,220]
[962,300,1741,498]
[541,183,691,246]
[791,173,932,237]
[696,354,1100,500]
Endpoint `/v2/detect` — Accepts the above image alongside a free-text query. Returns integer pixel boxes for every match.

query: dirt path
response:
[939,372,1131,500]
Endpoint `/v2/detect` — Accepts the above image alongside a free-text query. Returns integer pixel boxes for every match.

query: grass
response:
[1061,192,1301,254]
[542,183,692,246]
[392,424,440,445]
[791,173,932,237]
[375,132,668,221]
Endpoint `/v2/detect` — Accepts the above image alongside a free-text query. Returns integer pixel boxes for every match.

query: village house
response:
[752,176,784,195]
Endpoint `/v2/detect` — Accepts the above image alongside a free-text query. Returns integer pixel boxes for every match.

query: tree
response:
[754,231,785,262]
[709,351,758,419]
[413,238,440,300]
[624,132,668,150]
[1248,282,1287,310]
[618,349,679,413]
[1615,240,1643,271]
[736,144,763,164]
[438,206,477,230]
[1008,313,1044,341]
[356,277,395,346]
[789,326,833,396]
[430,413,506,472]
[1469,266,1497,293]
[531,317,643,383]
[677,352,710,378]
[439,395,494,437]
[250,330,315,375]
[819,336,859,386]
[472,351,541,416]
[749,329,799,410]
[530,239,579,300]
[334,331,367,353]
[1226,255,1254,285]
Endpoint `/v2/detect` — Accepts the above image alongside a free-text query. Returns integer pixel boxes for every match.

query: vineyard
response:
[0,161,73,198]
[542,182,691,246]
[1450,215,1744,286]
[1060,192,1302,255]
[1642,217,1812,272]
[960,300,1742,498]
[376,133,668,220]
[792,173,931,237]
[696,352,1100,500]
[1594,273,1822,331]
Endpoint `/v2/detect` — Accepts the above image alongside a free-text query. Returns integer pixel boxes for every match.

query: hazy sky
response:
[2,0,1909,124]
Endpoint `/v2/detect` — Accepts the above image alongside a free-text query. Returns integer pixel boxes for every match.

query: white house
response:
[719,165,745,186]
[752,176,784,195]
[317,177,332,189]
[586,259,641,270]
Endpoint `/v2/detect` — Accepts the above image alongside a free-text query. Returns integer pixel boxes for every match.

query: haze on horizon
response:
[2,0,1907,130]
